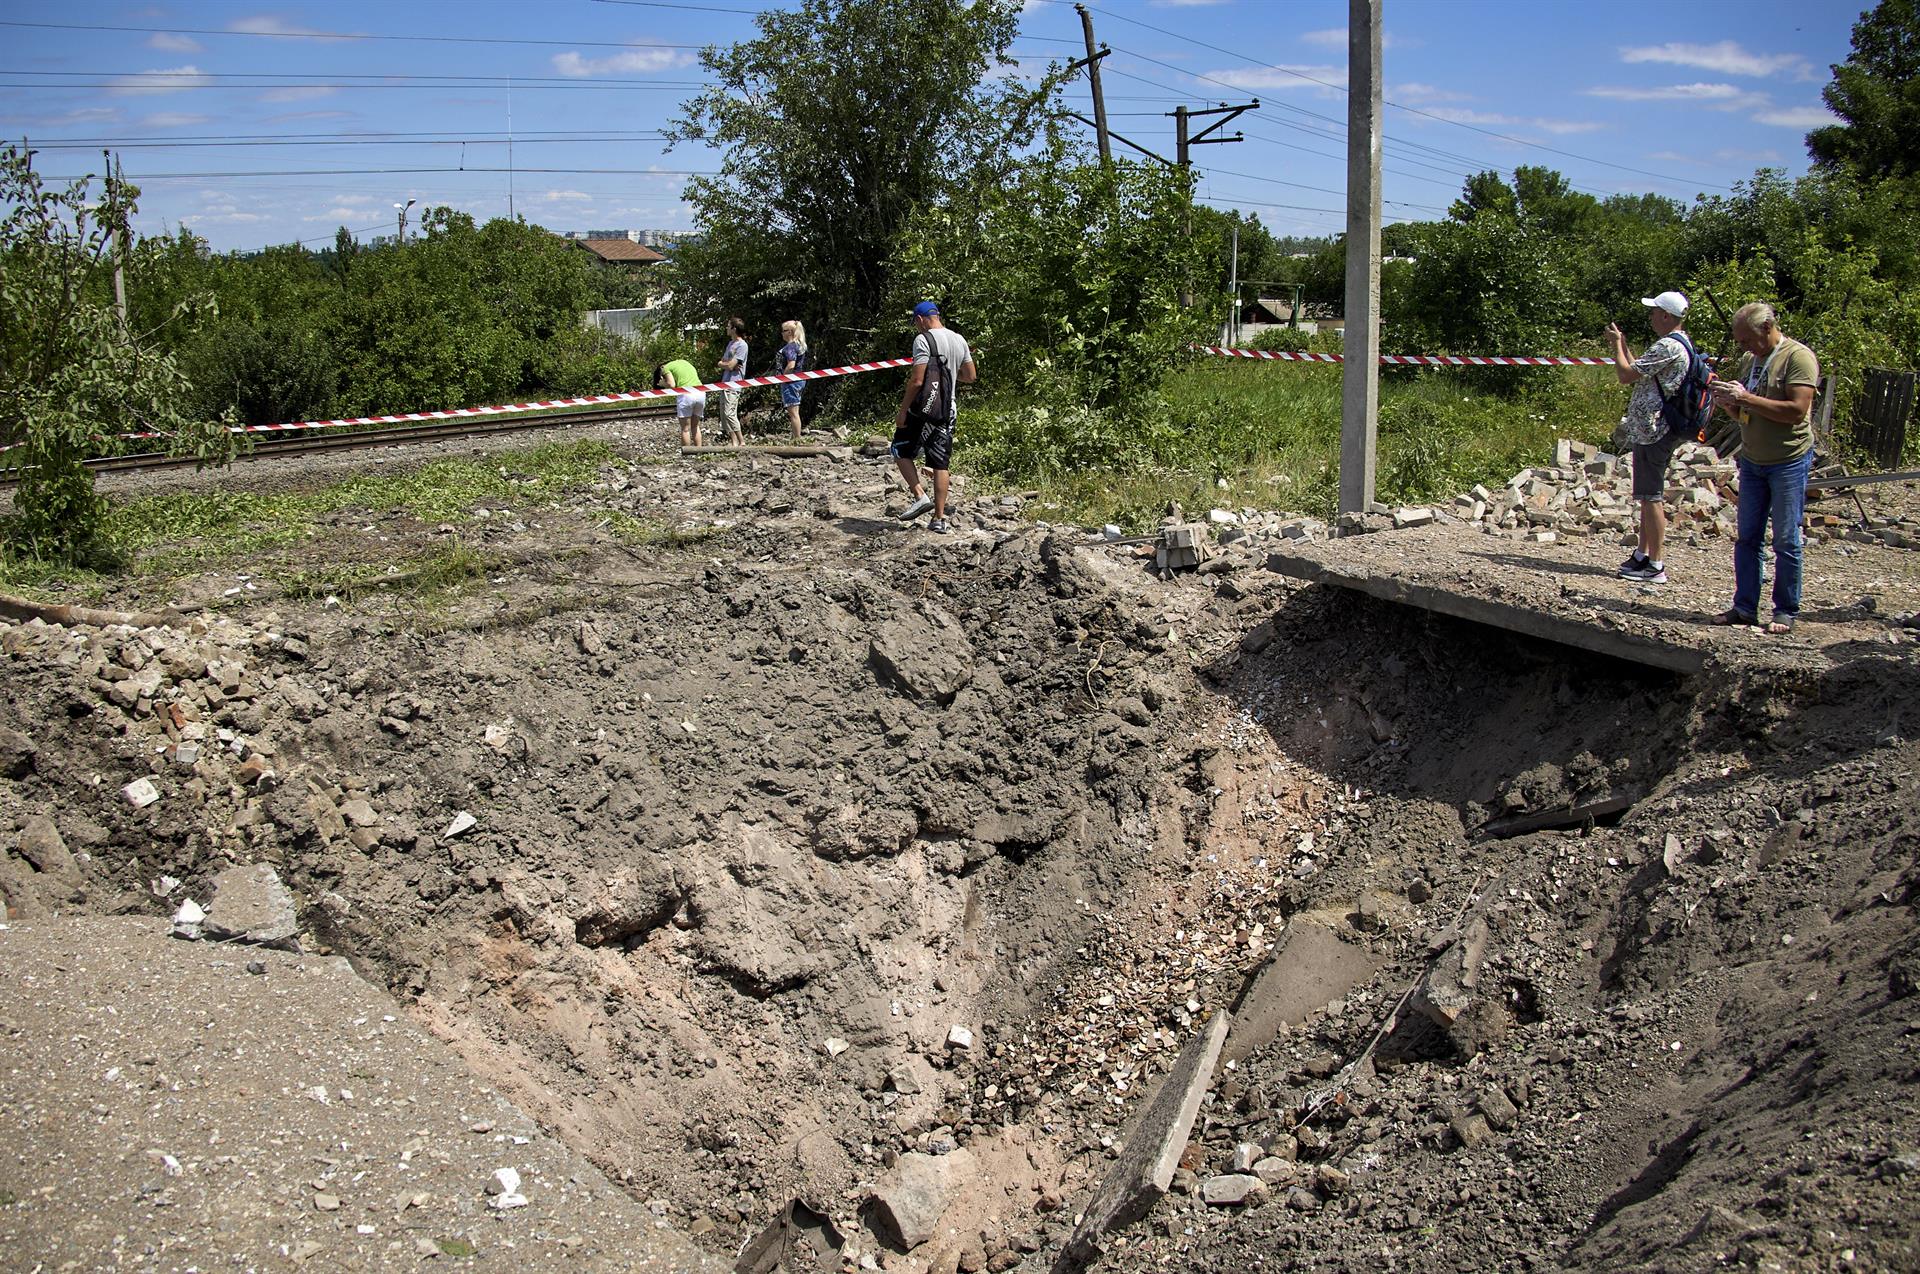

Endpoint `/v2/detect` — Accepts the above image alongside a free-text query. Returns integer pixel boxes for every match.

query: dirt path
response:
[4,417,1918,1272]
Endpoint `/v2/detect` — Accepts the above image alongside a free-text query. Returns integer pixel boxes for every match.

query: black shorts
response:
[1630,429,1680,501]
[891,414,953,471]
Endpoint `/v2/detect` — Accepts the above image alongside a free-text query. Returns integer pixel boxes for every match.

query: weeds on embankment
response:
[0,440,619,598]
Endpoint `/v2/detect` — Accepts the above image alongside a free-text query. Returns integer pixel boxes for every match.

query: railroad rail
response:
[0,402,675,487]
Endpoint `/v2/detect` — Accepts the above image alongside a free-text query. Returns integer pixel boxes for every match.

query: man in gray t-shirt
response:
[716,316,748,446]
[892,301,976,534]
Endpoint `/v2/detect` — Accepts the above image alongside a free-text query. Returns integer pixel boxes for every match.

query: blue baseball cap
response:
[912,300,940,317]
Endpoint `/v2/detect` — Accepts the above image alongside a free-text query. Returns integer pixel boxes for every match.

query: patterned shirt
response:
[1618,334,1689,445]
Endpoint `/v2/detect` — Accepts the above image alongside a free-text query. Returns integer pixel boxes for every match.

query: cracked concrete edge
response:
[1053,1010,1232,1272]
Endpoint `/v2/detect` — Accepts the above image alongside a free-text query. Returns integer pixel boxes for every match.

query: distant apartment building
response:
[562,229,689,251]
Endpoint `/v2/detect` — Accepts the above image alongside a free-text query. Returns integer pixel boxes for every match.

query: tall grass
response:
[958,357,1626,531]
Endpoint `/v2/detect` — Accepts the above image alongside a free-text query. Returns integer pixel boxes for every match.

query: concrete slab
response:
[1054,1011,1231,1272]
[1265,543,1707,674]
[1223,917,1383,1069]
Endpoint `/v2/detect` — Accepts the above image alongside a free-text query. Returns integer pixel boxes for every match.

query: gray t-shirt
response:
[911,328,972,422]
[721,337,748,383]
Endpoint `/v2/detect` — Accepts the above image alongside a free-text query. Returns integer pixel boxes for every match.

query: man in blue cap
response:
[893,301,976,534]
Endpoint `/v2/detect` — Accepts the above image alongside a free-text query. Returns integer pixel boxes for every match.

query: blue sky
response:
[0,0,1855,252]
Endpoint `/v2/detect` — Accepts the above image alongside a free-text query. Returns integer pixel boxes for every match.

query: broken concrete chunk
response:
[1412,916,1490,1029]
[869,1149,974,1250]
[201,862,300,949]
[1479,1086,1519,1131]
[1200,1174,1267,1206]
[1251,1157,1296,1186]
[1058,1012,1231,1270]
[945,1025,974,1051]
[0,724,36,778]
[443,811,478,840]
[170,897,206,941]
[121,777,161,809]
[17,816,74,877]
[1451,1112,1494,1150]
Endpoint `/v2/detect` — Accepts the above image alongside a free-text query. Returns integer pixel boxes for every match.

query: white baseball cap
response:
[1640,290,1689,317]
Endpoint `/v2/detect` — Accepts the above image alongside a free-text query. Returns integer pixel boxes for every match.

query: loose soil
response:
[3,415,1918,1273]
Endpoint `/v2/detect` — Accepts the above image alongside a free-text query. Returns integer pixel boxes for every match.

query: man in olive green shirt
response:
[1706,302,1819,634]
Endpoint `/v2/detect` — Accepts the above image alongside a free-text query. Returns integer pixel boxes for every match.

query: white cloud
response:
[229,16,352,41]
[306,205,374,221]
[1203,64,1346,93]
[1392,81,1471,105]
[141,112,212,128]
[147,32,202,53]
[259,85,339,103]
[551,47,693,77]
[1715,146,1783,164]
[1300,27,1404,49]
[538,189,593,202]
[1758,105,1840,128]
[1585,82,1743,102]
[265,109,353,122]
[110,66,213,95]
[1620,41,1805,78]
[1584,82,1771,111]
[1419,106,1605,136]
[1153,0,1228,6]
[0,105,121,128]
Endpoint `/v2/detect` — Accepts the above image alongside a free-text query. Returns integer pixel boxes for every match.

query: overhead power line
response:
[37,130,671,146]
[0,20,707,51]
[32,136,669,151]
[42,166,717,180]
[2,69,704,87]
[1074,3,1733,193]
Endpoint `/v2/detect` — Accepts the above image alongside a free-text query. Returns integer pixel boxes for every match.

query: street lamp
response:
[394,197,416,243]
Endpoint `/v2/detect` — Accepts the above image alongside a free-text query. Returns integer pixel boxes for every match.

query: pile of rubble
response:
[1119,438,1920,571]
[1433,438,1918,550]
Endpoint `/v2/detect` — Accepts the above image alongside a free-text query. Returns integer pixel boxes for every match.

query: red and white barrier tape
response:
[206,356,915,441]
[13,356,915,450]
[1194,344,1614,367]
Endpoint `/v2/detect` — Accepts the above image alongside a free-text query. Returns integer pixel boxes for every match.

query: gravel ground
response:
[0,916,722,1272]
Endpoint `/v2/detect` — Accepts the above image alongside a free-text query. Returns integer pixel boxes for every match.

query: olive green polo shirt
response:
[1732,337,1819,465]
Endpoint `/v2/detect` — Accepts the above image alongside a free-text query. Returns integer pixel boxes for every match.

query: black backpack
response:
[907,330,954,426]
[1659,330,1714,443]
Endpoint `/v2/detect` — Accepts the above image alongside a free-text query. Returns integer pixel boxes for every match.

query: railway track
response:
[0,403,675,486]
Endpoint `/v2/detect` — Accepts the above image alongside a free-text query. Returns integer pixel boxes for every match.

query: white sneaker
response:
[901,494,934,520]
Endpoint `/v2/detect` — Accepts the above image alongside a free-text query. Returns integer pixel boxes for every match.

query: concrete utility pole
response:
[105,150,128,333]
[1074,4,1112,167]
[1172,99,1257,307]
[1338,0,1383,519]
[1227,223,1239,345]
[394,197,416,244]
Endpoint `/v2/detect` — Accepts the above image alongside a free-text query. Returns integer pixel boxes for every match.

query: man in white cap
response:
[1604,290,1698,584]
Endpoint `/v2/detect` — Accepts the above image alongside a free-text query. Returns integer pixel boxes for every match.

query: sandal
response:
[1710,609,1757,627]
[1766,616,1796,635]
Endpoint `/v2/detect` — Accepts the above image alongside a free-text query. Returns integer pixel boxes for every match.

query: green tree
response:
[0,147,235,559]
[1808,0,1920,179]
[893,147,1208,407]
[663,0,1058,374]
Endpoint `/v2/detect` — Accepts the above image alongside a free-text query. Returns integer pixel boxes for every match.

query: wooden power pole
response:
[1074,4,1112,167]
[1338,0,1383,519]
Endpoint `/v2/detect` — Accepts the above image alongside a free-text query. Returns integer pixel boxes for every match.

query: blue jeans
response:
[1732,449,1813,620]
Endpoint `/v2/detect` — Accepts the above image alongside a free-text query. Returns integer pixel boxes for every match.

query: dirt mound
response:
[4,436,1919,1272]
